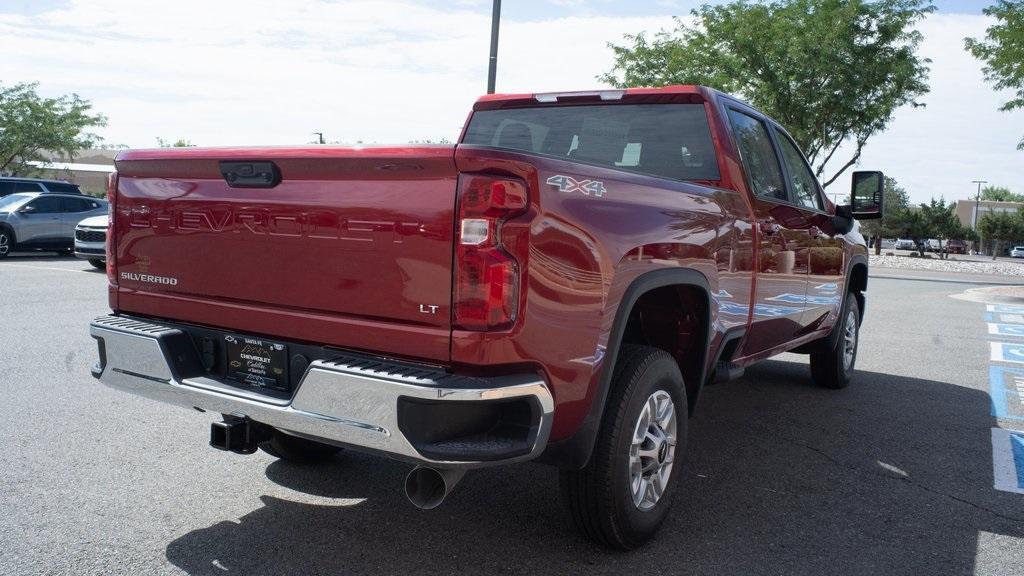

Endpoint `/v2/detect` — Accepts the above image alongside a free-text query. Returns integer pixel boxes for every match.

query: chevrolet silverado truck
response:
[90,85,883,549]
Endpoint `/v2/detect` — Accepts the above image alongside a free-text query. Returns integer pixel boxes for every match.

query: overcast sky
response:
[1,0,1020,203]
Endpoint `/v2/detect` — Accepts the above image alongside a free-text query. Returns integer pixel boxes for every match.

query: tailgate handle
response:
[219,161,281,188]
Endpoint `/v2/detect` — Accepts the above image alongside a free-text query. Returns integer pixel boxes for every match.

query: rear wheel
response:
[88,258,105,270]
[560,344,687,549]
[0,229,12,258]
[259,431,342,464]
[810,293,860,389]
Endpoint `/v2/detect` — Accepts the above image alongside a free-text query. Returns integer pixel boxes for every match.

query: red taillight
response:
[105,171,118,284]
[454,174,528,331]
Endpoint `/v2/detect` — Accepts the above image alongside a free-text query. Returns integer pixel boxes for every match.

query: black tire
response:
[810,293,860,389]
[0,228,12,258]
[88,258,105,270]
[560,344,688,550]
[258,431,342,464]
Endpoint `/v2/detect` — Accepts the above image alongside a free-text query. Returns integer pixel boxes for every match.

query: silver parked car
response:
[75,214,109,269]
[1010,246,1024,259]
[0,192,107,258]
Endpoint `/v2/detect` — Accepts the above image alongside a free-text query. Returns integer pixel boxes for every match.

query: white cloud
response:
[0,0,668,146]
[823,13,1024,202]
[0,2,1018,201]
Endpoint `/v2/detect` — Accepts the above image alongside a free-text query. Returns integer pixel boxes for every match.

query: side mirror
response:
[849,171,884,220]
[18,204,36,214]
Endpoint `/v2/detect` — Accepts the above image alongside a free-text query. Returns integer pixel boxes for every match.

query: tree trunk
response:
[874,236,882,255]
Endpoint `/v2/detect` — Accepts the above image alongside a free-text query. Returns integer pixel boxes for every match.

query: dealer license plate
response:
[223,334,289,392]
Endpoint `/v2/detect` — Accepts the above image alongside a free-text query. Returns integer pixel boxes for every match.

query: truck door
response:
[770,126,846,330]
[725,107,810,356]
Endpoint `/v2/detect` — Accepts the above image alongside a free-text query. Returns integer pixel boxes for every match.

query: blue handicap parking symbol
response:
[988,365,1024,420]
[987,305,1024,314]
[1012,433,1024,490]
[991,428,1024,494]
[991,342,1024,364]
[990,323,1024,337]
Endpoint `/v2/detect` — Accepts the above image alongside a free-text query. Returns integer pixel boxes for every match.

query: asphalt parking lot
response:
[1,254,1023,575]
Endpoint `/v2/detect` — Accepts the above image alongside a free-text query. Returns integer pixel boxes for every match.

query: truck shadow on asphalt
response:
[165,360,1024,575]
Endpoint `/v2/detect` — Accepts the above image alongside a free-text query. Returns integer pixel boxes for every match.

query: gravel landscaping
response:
[869,254,1024,276]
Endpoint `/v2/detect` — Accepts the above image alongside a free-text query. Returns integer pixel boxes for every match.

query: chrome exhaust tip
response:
[403,466,466,510]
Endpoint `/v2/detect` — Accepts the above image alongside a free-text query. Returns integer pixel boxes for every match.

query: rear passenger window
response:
[726,110,786,201]
[775,130,823,210]
[463,104,720,181]
[45,182,81,194]
[14,182,44,193]
[62,197,94,212]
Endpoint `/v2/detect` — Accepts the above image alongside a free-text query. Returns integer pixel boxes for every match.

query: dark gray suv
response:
[0,193,107,257]
[0,177,83,197]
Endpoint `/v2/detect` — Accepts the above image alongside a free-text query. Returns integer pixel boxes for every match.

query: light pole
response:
[971,179,987,229]
[313,132,325,145]
[972,179,987,256]
[487,0,501,94]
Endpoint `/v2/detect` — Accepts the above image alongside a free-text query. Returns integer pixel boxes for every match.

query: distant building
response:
[27,149,118,195]
[954,199,1024,229]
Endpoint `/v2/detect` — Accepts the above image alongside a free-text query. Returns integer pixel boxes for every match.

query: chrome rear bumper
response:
[90,315,553,467]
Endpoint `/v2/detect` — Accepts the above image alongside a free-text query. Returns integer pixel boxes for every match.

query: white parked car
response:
[894,238,916,250]
[1011,246,1024,258]
[74,214,109,269]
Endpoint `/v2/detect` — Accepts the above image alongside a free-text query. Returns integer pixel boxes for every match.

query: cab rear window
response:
[463,104,720,182]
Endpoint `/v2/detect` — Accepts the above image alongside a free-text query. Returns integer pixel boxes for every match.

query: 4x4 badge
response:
[546,175,607,198]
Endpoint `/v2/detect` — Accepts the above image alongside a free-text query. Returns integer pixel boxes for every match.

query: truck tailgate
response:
[112,146,456,362]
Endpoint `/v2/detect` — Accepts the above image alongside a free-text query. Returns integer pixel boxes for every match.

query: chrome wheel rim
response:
[0,233,8,256]
[842,309,857,370]
[629,390,677,511]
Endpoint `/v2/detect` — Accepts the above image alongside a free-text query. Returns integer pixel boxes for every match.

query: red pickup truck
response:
[90,85,883,549]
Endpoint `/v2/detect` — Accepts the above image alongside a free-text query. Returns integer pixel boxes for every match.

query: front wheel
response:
[88,258,105,270]
[810,293,860,389]
[0,229,12,258]
[560,344,687,549]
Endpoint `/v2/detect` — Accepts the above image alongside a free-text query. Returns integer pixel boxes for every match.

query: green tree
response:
[601,0,934,187]
[966,1,1024,149]
[860,176,911,254]
[156,137,194,147]
[980,185,1024,202]
[978,211,1023,259]
[0,82,106,176]
[893,209,931,256]
[919,198,959,258]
